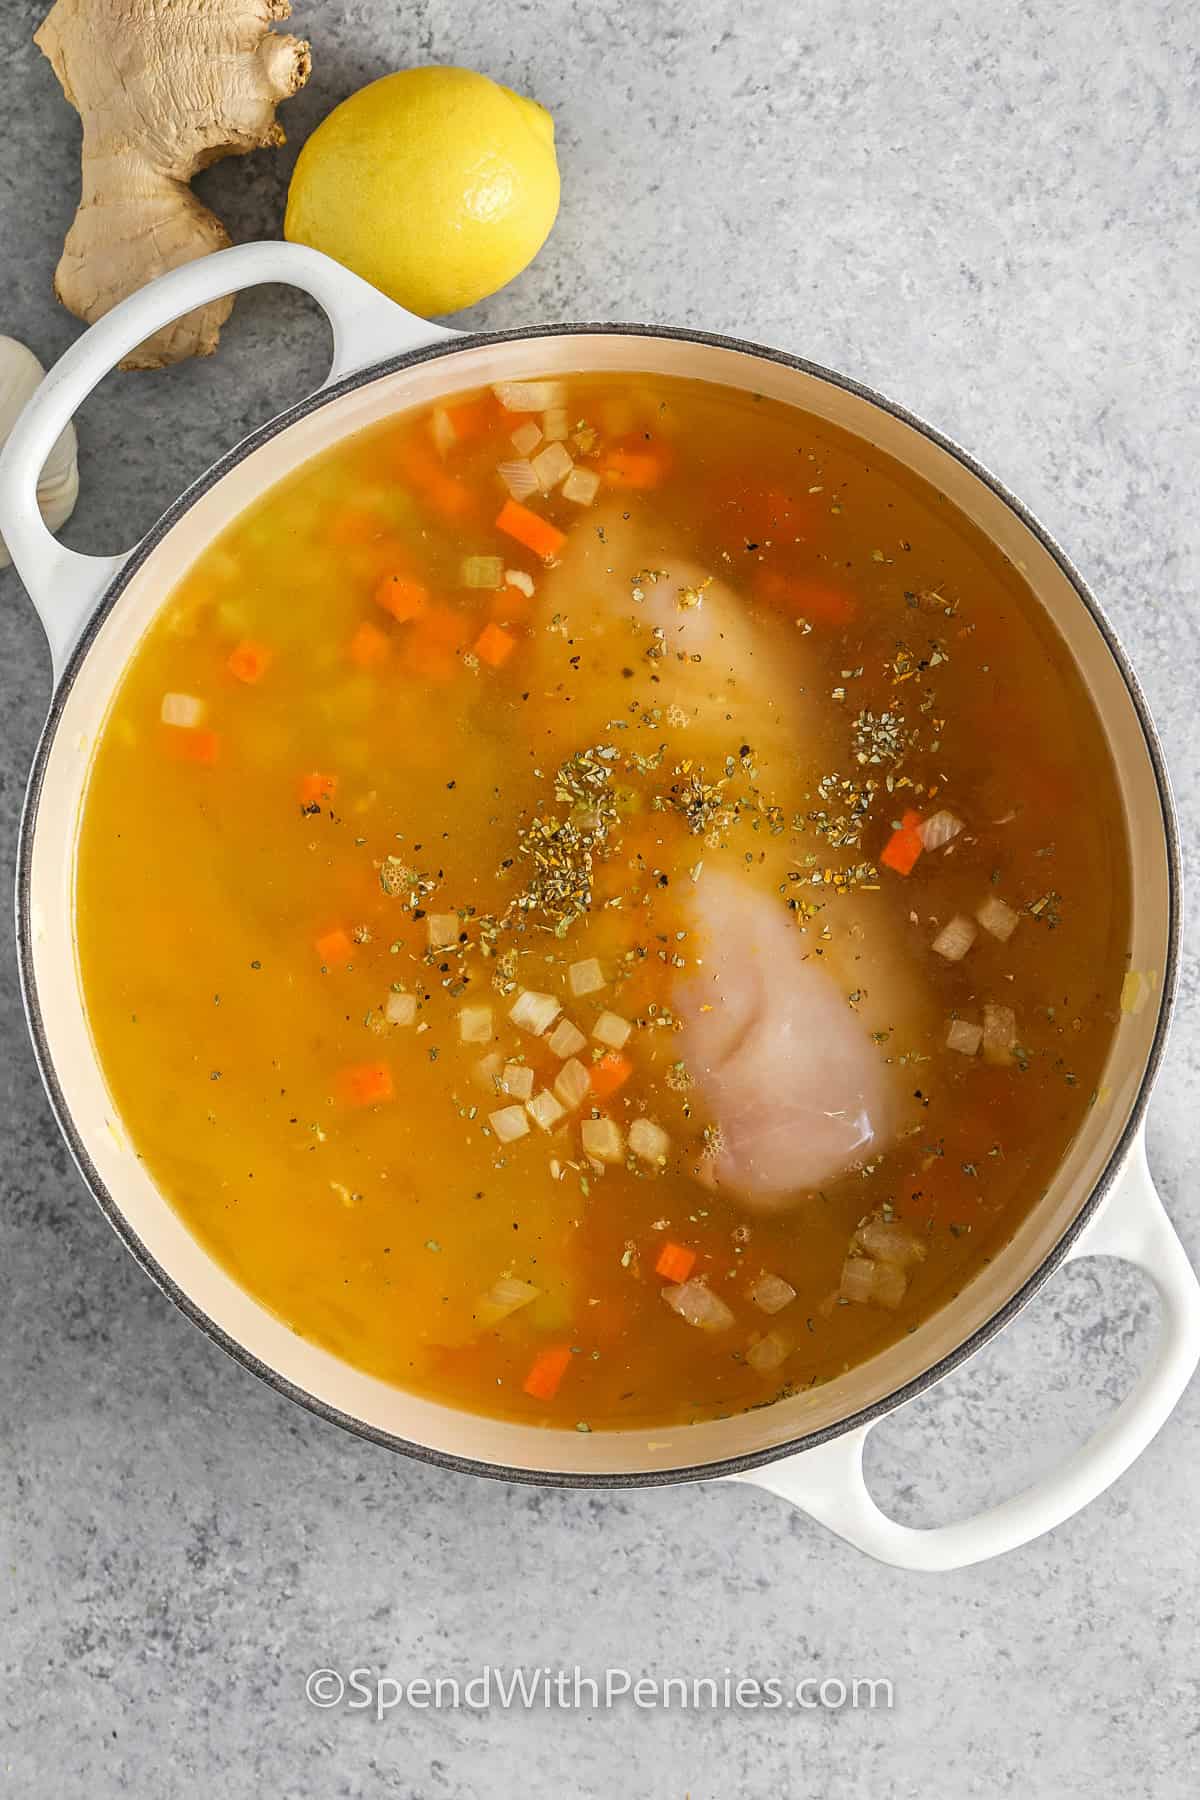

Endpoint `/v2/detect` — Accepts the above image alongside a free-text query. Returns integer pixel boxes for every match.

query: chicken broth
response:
[75,370,1131,1430]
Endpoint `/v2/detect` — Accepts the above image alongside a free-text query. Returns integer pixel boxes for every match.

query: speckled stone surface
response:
[2,2,1198,1794]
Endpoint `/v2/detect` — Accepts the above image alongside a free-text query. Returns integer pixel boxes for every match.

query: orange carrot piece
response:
[299,771,338,807]
[315,927,355,966]
[474,622,516,668]
[488,584,535,626]
[600,445,671,489]
[590,1052,632,1099]
[446,394,497,441]
[338,1061,394,1107]
[880,809,924,876]
[403,605,469,680]
[347,620,391,668]
[374,572,429,623]
[754,568,857,626]
[394,440,475,522]
[328,504,388,547]
[522,1344,572,1402]
[655,1241,697,1283]
[495,498,566,561]
[226,639,272,684]
[164,725,220,766]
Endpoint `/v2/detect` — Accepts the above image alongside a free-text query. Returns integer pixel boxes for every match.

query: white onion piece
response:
[510,419,542,456]
[509,989,561,1036]
[982,1003,1018,1065]
[474,1051,504,1090]
[562,466,600,506]
[501,1061,534,1100]
[976,894,1019,942]
[542,406,570,441]
[662,1278,735,1332]
[505,568,535,597]
[385,991,417,1026]
[489,1104,530,1144]
[919,809,963,851]
[553,1057,591,1110]
[475,1274,542,1327]
[568,957,605,996]
[527,1089,567,1132]
[458,1004,494,1044]
[628,1118,670,1164]
[547,1017,587,1059]
[161,692,205,728]
[580,1116,624,1163]
[426,912,460,951]
[497,459,539,500]
[747,1329,790,1372]
[946,1017,982,1056]
[932,914,977,962]
[494,379,565,412]
[854,1219,926,1269]
[593,1010,632,1049]
[840,1256,907,1310]
[430,407,456,455]
[531,441,573,491]
[749,1272,796,1315]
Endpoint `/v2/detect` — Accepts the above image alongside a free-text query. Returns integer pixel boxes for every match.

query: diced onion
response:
[746,1329,791,1372]
[542,407,570,441]
[497,459,539,500]
[461,554,504,589]
[501,1061,534,1100]
[932,914,977,962]
[509,989,561,1036]
[628,1117,670,1165]
[493,379,566,412]
[580,1116,624,1164]
[853,1219,926,1269]
[475,1274,541,1327]
[553,1057,591,1110]
[430,407,456,456]
[945,1017,982,1056]
[568,957,605,996]
[982,1002,1018,1066]
[385,990,417,1026]
[458,1003,494,1044]
[547,1017,587,1058]
[489,1104,530,1144]
[474,1052,504,1090]
[510,419,542,456]
[976,894,1019,942]
[161,692,205,728]
[531,441,574,492]
[840,1256,907,1310]
[592,1010,632,1050]
[749,1272,796,1315]
[919,809,963,851]
[562,467,601,506]
[527,1089,567,1132]
[505,568,535,597]
[662,1278,735,1332]
[427,912,460,951]
[1121,970,1154,1015]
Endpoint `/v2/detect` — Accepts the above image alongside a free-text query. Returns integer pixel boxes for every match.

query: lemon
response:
[284,66,560,317]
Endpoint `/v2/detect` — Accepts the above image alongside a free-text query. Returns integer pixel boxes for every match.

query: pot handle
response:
[732,1131,1200,1570]
[0,241,456,683]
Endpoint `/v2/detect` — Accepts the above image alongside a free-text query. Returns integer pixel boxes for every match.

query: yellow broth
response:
[74,372,1131,1430]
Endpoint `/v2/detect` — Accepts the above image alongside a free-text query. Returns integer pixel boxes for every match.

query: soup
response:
[75,370,1131,1432]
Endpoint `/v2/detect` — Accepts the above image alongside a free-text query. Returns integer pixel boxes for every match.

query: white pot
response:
[1,242,1195,1570]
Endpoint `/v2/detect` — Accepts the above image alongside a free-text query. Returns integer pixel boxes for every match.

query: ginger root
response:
[35,0,311,368]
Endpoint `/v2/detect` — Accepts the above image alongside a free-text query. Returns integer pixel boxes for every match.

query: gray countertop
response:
[2,2,1198,1794]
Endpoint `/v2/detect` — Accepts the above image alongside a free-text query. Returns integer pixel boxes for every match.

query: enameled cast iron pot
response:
[2,243,1196,1570]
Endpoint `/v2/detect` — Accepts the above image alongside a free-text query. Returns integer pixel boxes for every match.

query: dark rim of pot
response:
[14,322,1183,1490]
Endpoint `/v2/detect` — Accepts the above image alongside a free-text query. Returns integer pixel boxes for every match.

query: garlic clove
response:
[0,335,79,570]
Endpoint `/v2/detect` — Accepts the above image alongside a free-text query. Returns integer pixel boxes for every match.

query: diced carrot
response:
[374,572,429,623]
[446,394,498,441]
[394,440,475,522]
[164,725,220,766]
[403,605,469,680]
[655,1241,697,1283]
[338,1061,394,1107]
[226,639,272,684]
[754,567,856,626]
[299,771,338,807]
[495,498,566,561]
[488,584,535,626]
[599,443,672,489]
[328,505,388,547]
[474,622,516,668]
[348,620,391,667]
[590,1052,632,1099]
[880,809,924,876]
[315,927,355,966]
[522,1344,572,1402]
